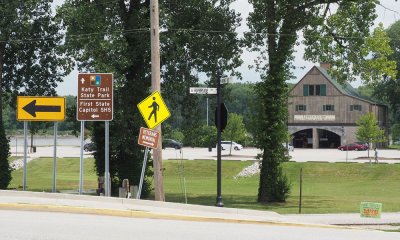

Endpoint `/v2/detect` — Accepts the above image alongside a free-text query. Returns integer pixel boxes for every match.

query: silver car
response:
[219,141,243,151]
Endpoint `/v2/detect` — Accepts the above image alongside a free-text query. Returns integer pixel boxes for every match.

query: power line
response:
[2,27,400,44]
[378,3,400,15]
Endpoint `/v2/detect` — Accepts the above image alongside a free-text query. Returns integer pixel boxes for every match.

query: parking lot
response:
[163,147,400,164]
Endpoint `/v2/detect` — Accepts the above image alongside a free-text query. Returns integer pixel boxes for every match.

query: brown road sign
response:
[77,73,113,121]
[138,127,160,149]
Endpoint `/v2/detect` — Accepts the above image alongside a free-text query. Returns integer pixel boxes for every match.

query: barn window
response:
[323,105,334,111]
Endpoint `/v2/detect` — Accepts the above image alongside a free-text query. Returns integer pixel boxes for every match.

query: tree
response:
[225,83,256,127]
[246,0,396,202]
[373,20,400,123]
[58,0,241,197]
[356,112,386,162]
[1,0,69,188]
[391,123,400,144]
[223,113,246,155]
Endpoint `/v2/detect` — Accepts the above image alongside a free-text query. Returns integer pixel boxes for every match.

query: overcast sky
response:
[55,0,400,96]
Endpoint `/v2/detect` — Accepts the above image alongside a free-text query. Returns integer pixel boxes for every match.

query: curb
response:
[0,202,354,230]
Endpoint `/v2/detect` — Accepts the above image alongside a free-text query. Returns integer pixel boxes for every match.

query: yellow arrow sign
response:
[137,91,170,129]
[17,97,66,121]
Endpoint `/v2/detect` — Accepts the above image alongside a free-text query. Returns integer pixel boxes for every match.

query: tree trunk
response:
[257,14,297,202]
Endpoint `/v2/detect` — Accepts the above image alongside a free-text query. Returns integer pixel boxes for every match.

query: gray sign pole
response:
[23,121,28,191]
[137,146,149,199]
[52,122,58,193]
[207,98,209,126]
[79,121,84,195]
[105,121,110,197]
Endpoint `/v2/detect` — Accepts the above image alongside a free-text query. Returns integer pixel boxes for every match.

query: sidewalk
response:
[1,190,400,229]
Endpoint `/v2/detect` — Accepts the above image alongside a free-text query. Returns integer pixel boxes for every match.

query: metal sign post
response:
[137,147,150,199]
[79,121,84,195]
[189,88,217,126]
[215,70,224,207]
[77,73,113,196]
[23,121,28,191]
[105,121,110,197]
[17,96,66,192]
[52,122,58,193]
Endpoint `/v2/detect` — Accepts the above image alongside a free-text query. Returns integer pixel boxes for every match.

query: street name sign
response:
[221,76,233,84]
[77,73,113,121]
[189,87,217,95]
[17,96,65,121]
[137,91,170,129]
[138,127,160,149]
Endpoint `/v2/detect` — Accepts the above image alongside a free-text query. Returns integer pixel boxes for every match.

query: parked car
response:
[84,143,95,152]
[219,141,243,151]
[337,143,364,151]
[163,139,182,149]
[354,142,369,150]
[282,143,294,152]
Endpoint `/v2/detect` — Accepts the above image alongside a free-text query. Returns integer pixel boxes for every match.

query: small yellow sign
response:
[137,91,170,129]
[17,96,66,121]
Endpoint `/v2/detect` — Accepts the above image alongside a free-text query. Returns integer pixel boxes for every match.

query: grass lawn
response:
[9,158,98,192]
[162,160,400,214]
[389,145,400,150]
[9,158,400,214]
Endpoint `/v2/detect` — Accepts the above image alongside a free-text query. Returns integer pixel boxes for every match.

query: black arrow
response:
[22,100,61,117]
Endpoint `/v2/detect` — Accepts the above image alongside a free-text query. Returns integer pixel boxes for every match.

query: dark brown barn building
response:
[288,63,388,149]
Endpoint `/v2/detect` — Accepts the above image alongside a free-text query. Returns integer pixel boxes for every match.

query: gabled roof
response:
[316,66,378,104]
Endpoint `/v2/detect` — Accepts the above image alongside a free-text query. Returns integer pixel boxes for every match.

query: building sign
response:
[294,115,335,121]
[138,127,160,149]
[77,73,113,121]
[137,91,170,129]
[17,97,65,121]
[360,202,382,218]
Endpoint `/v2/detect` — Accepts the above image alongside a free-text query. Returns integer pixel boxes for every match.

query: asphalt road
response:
[1,209,398,240]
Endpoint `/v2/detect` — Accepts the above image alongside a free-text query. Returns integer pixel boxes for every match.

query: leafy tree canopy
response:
[373,20,400,122]
[1,0,70,189]
[391,123,400,142]
[57,0,242,197]
[223,113,246,155]
[246,0,396,202]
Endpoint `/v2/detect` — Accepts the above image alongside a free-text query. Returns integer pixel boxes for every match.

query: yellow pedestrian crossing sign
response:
[137,91,171,129]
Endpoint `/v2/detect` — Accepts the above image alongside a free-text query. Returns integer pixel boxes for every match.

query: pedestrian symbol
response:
[137,91,170,129]
[148,97,159,123]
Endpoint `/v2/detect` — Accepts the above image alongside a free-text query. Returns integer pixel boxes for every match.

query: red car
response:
[337,143,364,151]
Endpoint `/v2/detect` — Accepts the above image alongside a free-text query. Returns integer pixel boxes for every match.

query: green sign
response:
[360,202,382,218]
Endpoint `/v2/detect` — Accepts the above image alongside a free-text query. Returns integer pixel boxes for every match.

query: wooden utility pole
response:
[150,0,164,201]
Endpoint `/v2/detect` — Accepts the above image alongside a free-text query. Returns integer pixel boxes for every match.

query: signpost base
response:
[215,197,224,207]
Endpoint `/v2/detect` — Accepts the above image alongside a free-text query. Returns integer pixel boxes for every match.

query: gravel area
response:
[234,161,260,179]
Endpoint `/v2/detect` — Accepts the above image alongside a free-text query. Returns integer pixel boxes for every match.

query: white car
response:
[219,141,243,151]
[282,143,294,151]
